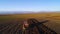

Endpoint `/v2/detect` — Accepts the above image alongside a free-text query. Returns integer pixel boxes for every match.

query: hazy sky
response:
[0,0,60,13]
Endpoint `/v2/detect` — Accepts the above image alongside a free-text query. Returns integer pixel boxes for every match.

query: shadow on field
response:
[24,18,57,34]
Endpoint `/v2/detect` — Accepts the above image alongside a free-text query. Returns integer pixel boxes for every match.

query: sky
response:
[0,0,60,14]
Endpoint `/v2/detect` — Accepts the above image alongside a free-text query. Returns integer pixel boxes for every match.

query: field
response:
[0,12,60,34]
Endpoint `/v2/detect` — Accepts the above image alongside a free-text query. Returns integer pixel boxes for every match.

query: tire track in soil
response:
[14,21,23,34]
[0,21,15,32]
[2,20,19,34]
[8,23,21,34]
[0,19,23,34]
[10,20,21,34]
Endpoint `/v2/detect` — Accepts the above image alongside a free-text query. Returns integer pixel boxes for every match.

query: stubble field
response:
[0,12,60,34]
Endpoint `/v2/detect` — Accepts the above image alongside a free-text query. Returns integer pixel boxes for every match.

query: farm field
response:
[0,12,60,34]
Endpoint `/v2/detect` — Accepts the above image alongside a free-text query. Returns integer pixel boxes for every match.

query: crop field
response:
[0,12,60,34]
